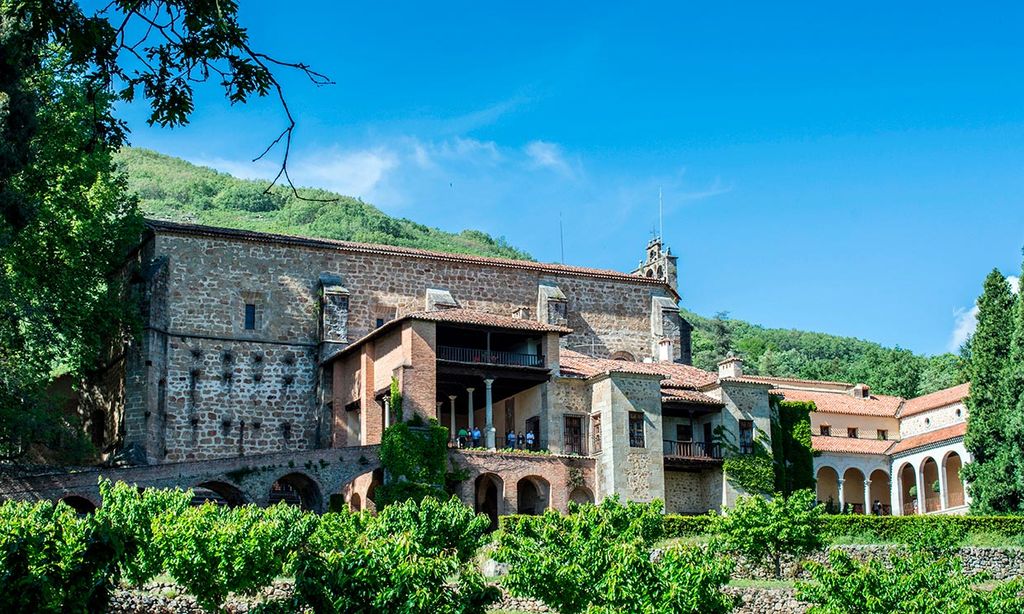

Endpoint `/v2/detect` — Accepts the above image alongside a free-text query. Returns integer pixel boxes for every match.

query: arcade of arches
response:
[895,451,967,515]
[816,466,892,515]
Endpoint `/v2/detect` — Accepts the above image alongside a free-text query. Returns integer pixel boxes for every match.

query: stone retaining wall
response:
[106,581,300,614]
[733,545,1024,580]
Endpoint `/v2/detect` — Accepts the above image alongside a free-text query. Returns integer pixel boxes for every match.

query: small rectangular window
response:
[877,429,888,440]
[820,425,831,437]
[592,414,602,453]
[375,317,385,328]
[628,412,645,448]
[244,303,257,330]
[848,427,859,439]
[739,420,754,454]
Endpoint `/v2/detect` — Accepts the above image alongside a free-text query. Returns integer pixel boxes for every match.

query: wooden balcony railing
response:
[437,345,544,368]
[663,440,723,459]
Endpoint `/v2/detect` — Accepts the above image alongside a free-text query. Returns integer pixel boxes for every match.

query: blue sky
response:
[112,1,1024,356]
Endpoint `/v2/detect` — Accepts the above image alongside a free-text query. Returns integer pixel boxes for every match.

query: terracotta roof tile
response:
[772,388,902,417]
[812,435,895,455]
[558,350,718,388]
[889,422,967,455]
[734,374,853,388]
[146,219,673,289]
[403,308,573,334]
[900,383,970,418]
[662,390,725,406]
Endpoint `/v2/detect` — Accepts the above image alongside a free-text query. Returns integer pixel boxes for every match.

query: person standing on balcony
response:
[457,427,468,448]
[472,426,481,448]
[518,432,526,449]
[506,430,516,449]
[525,429,535,450]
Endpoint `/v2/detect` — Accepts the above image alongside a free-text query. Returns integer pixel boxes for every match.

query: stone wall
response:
[900,402,966,438]
[450,449,595,515]
[664,469,724,514]
[127,225,676,463]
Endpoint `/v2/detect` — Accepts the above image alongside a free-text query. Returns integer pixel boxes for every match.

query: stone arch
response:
[609,351,635,362]
[337,468,383,514]
[568,485,594,506]
[868,469,891,514]
[943,451,966,509]
[920,457,940,513]
[645,269,654,278]
[475,473,503,530]
[59,495,97,514]
[842,467,866,513]
[517,475,550,515]
[193,481,246,507]
[269,472,322,511]
[350,492,362,511]
[897,462,917,515]
[815,466,840,512]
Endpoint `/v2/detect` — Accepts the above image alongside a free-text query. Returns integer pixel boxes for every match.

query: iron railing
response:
[662,440,723,459]
[437,345,544,368]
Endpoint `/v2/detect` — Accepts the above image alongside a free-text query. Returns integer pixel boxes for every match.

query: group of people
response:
[505,429,536,450]
[452,427,538,450]
[454,427,483,448]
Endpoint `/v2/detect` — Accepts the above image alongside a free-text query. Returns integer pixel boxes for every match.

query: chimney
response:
[657,338,674,363]
[718,354,744,379]
[512,306,531,320]
[851,384,870,399]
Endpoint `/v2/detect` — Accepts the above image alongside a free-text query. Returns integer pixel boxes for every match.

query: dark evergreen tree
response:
[962,269,1018,513]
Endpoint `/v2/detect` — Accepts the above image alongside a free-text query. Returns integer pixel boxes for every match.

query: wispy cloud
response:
[948,274,1020,352]
[524,140,575,177]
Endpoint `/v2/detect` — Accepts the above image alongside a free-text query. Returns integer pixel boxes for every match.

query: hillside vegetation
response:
[114,148,532,259]
[684,309,966,398]
[116,148,960,398]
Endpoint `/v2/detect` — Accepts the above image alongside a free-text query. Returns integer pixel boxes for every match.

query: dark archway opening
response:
[517,476,549,515]
[269,472,322,511]
[193,481,246,507]
[568,486,594,506]
[60,496,97,515]
[475,473,502,530]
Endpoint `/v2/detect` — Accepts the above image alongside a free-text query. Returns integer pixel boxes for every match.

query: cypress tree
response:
[962,269,1016,513]
[1003,258,1024,511]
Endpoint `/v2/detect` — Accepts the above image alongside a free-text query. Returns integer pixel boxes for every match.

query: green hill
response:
[683,309,966,398]
[114,148,532,260]
[116,148,960,398]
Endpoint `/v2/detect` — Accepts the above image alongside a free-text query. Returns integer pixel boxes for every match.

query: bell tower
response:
[634,236,678,293]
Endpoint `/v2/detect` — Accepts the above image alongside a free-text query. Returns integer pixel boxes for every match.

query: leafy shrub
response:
[712,489,823,579]
[377,419,449,507]
[293,500,498,613]
[495,497,733,614]
[797,548,1024,613]
[95,478,191,585]
[0,499,121,613]
[153,503,311,612]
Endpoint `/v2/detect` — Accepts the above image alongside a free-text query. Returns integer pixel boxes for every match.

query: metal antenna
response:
[559,211,565,264]
[659,187,664,241]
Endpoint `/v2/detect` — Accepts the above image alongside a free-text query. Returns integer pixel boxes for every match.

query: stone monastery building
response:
[0,220,974,522]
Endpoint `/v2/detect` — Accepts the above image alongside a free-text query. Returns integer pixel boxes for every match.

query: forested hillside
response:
[683,309,966,398]
[116,148,960,399]
[114,148,532,260]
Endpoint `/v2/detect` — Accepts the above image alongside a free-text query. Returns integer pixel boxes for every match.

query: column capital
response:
[448,395,457,401]
[466,387,475,393]
[483,378,494,386]
[838,478,845,485]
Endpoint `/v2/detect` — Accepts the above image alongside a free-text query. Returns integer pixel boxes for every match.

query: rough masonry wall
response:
[664,469,724,514]
[900,403,966,438]
[712,381,772,506]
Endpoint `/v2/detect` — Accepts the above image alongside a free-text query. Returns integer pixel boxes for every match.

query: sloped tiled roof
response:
[811,435,895,455]
[146,219,673,289]
[900,383,970,418]
[663,390,725,406]
[889,422,967,455]
[772,388,903,417]
[558,350,718,388]
[404,308,573,334]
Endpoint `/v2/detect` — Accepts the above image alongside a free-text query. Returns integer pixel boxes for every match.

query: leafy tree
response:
[152,503,312,612]
[962,270,1019,513]
[376,418,450,507]
[711,489,823,579]
[797,548,1024,614]
[917,353,967,396]
[710,311,733,361]
[495,497,734,614]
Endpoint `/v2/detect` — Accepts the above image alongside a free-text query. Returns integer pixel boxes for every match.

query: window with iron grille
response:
[820,425,831,436]
[877,429,888,440]
[848,427,858,438]
[628,412,645,448]
[564,416,583,455]
[739,420,754,454]
[592,414,602,453]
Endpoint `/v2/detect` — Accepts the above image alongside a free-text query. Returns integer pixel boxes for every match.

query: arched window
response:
[609,351,635,362]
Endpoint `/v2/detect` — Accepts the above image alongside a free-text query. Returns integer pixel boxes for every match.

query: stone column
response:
[837,478,846,513]
[863,479,872,515]
[466,388,475,431]
[939,458,949,510]
[448,395,457,443]
[914,462,923,514]
[383,397,390,430]
[484,378,495,449]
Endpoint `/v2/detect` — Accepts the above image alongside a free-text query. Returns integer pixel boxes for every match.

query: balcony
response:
[662,440,723,469]
[437,345,544,368]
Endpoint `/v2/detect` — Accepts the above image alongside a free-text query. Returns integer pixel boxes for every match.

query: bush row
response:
[0,479,497,614]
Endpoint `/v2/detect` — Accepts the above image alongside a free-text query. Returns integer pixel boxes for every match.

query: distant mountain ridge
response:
[115,148,532,260]
[116,147,960,397]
